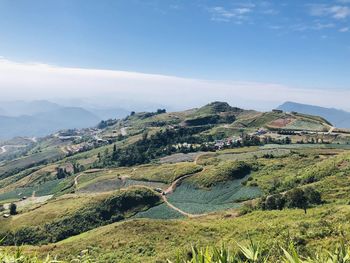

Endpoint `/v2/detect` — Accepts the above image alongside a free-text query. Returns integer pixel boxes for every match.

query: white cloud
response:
[0,58,350,111]
[309,4,350,20]
[339,26,349,32]
[209,6,253,23]
[291,22,335,32]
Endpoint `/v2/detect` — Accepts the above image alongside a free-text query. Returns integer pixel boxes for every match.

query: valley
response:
[1,102,350,262]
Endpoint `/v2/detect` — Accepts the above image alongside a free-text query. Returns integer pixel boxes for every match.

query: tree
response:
[304,187,322,205]
[285,188,308,214]
[285,137,291,144]
[56,168,69,179]
[264,194,285,210]
[9,203,17,215]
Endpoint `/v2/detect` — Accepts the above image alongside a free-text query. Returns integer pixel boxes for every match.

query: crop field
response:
[134,203,184,219]
[268,118,293,128]
[159,152,203,164]
[130,162,203,183]
[235,112,282,128]
[0,148,64,179]
[217,148,291,161]
[0,179,63,202]
[78,178,165,193]
[284,119,326,131]
[259,143,350,152]
[167,176,261,214]
[76,168,131,188]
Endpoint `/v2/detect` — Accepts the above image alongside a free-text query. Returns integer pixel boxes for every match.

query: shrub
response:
[9,203,17,215]
[261,187,322,213]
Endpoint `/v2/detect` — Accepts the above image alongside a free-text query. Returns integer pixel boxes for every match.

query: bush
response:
[9,203,17,215]
[261,187,322,213]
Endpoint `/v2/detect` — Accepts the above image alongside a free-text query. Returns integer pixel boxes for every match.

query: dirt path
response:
[162,155,208,217]
[0,146,6,154]
[164,173,198,195]
[161,195,205,218]
[120,127,128,136]
[74,173,84,187]
[0,144,27,155]
[328,126,335,134]
[134,185,207,218]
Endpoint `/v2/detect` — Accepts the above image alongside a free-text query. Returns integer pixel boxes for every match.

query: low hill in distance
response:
[0,100,130,139]
[278,101,350,128]
[0,107,100,139]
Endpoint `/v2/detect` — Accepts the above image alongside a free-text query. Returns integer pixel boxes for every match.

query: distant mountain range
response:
[0,100,130,139]
[278,101,350,128]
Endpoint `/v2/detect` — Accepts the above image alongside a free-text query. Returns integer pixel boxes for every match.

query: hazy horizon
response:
[1,58,350,113]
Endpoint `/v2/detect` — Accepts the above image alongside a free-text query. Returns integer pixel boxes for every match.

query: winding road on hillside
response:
[161,157,208,217]
[73,153,208,218]
[0,144,27,155]
[0,146,7,154]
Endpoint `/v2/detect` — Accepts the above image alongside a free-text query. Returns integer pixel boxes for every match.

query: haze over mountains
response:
[278,101,350,129]
[2,99,350,140]
[0,100,129,139]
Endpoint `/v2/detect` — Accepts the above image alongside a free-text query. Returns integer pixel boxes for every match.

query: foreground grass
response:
[3,240,350,263]
[15,204,350,262]
[170,239,350,263]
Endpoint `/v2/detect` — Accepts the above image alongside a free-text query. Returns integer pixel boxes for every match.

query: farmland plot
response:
[77,178,165,193]
[167,175,261,214]
[0,179,63,202]
[217,149,290,161]
[134,203,184,219]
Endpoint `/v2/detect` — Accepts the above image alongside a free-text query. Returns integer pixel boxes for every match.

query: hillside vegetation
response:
[0,102,350,262]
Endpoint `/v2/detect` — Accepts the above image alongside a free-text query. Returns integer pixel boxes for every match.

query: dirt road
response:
[120,127,128,136]
[0,146,6,154]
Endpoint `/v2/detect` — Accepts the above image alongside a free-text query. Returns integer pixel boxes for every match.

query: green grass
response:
[17,204,350,262]
[1,187,162,245]
[188,161,252,188]
[130,162,203,183]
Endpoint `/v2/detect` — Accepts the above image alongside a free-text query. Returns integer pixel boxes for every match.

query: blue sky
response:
[0,0,349,110]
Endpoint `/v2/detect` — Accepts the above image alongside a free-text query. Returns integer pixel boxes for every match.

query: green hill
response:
[0,102,350,262]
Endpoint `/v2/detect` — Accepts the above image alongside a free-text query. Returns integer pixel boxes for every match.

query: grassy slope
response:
[0,187,162,245]
[0,103,349,261]
[25,204,350,262]
[0,193,107,231]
